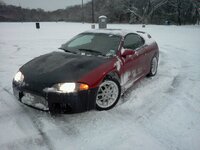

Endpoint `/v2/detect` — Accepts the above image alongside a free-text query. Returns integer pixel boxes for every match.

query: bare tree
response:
[191,0,200,24]
[128,0,168,24]
[0,0,5,5]
[168,0,200,25]
[168,0,184,25]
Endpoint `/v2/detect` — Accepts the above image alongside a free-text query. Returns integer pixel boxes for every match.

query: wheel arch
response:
[95,71,121,111]
[104,71,120,85]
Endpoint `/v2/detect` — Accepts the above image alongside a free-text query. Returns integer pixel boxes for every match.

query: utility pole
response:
[92,0,95,23]
[18,0,23,22]
[177,0,181,25]
[82,0,84,23]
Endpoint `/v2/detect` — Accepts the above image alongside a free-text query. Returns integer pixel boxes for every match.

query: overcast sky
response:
[3,0,91,11]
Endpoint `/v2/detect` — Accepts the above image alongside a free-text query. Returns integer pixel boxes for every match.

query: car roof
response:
[83,29,134,37]
[83,29,155,45]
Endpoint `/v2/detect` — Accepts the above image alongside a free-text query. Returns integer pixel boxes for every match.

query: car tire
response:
[147,56,158,77]
[96,77,121,111]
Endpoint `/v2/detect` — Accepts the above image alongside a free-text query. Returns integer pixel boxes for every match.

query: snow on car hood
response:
[20,51,108,89]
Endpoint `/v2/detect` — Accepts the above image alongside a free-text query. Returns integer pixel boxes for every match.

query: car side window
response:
[124,34,144,50]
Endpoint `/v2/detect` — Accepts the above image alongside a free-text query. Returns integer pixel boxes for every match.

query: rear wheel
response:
[147,56,158,77]
[96,78,120,110]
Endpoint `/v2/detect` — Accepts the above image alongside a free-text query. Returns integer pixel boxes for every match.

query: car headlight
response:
[58,83,76,93]
[14,71,24,83]
[44,82,89,93]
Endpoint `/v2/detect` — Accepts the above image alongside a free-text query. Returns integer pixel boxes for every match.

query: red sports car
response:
[12,29,159,113]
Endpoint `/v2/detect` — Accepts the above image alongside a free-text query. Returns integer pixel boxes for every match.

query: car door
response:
[120,33,146,89]
[133,34,147,76]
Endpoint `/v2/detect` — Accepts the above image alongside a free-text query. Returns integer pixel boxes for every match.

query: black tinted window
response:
[124,34,144,50]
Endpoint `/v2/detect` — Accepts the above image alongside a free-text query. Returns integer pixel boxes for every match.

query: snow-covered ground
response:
[0,22,200,150]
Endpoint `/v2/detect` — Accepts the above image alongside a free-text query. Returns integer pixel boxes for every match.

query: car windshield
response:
[60,33,121,56]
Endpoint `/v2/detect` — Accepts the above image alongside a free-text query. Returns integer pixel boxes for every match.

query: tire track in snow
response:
[165,75,183,94]
[117,59,177,116]
[2,87,13,97]
[53,115,80,137]
[115,44,183,124]
[163,44,187,52]
[22,109,55,150]
[122,42,199,150]
[0,101,55,150]
[0,135,48,150]
[0,110,57,150]
[20,110,80,150]
[111,76,182,150]
[0,85,19,112]
[0,86,77,149]
[116,77,173,120]
[0,88,53,150]
[158,50,169,68]
[12,45,21,54]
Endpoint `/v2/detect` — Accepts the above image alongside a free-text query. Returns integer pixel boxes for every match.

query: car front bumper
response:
[12,81,98,113]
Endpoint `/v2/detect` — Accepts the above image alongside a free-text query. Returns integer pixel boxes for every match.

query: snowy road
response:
[0,22,200,150]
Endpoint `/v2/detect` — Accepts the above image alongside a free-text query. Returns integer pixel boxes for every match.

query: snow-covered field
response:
[0,22,200,150]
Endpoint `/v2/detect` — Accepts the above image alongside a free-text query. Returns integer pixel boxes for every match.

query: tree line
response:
[0,0,200,25]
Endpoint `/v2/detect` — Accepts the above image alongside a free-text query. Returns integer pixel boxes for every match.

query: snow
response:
[114,56,123,71]
[99,15,107,19]
[0,22,200,150]
[21,93,49,111]
[85,29,156,46]
[85,28,136,37]
[137,31,155,45]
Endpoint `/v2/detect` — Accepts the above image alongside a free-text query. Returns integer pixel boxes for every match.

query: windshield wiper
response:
[59,47,77,54]
[78,48,105,56]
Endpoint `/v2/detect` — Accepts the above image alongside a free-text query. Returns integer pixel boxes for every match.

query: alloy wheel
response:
[96,80,119,109]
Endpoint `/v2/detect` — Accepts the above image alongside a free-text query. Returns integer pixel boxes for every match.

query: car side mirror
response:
[121,49,136,57]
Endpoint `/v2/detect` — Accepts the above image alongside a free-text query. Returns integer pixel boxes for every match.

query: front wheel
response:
[147,56,158,77]
[96,78,120,111]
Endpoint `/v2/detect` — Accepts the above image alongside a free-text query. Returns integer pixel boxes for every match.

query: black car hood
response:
[20,51,108,89]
